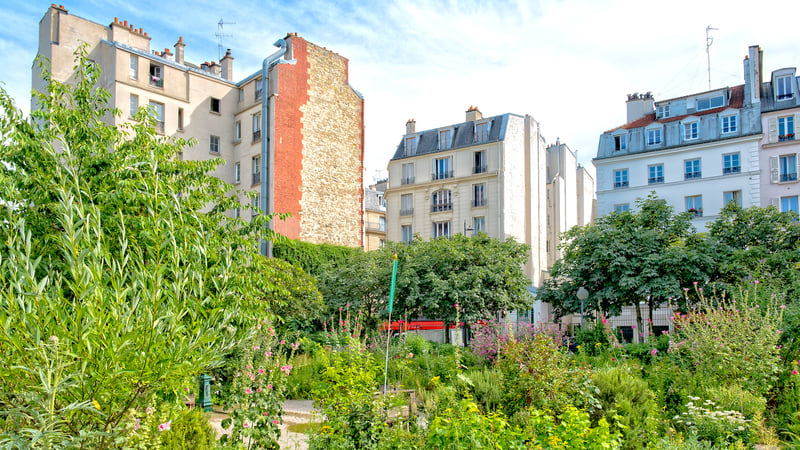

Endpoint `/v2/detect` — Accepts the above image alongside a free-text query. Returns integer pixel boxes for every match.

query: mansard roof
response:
[390,114,511,161]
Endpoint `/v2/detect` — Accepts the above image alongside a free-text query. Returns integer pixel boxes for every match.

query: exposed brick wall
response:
[288,37,363,247]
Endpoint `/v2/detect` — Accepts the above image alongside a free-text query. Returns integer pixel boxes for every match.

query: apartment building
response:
[364,180,387,251]
[34,5,365,247]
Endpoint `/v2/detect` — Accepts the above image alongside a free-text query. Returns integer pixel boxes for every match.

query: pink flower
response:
[257,388,262,393]
[265,351,272,358]
[245,388,253,394]
[793,370,798,375]
[257,323,262,330]
[267,383,273,390]
[263,411,269,416]
[602,318,608,325]
[134,418,140,430]
[273,419,280,425]
[781,305,786,309]
[346,303,351,307]
[632,325,637,329]
[651,348,657,356]
[250,375,255,381]
[281,364,293,375]
[280,340,285,345]
[755,280,760,284]
[454,303,459,309]
[158,421,171,431]
[243,421,251,428]
[259,368,265,375]
[146,406,154,415]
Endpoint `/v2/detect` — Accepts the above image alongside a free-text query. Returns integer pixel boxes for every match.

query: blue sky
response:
[2,0,799,183]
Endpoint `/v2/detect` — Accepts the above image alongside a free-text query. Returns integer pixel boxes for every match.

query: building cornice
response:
[593,133,763,166]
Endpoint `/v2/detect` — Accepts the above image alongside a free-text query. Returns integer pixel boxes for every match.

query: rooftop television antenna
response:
[706,25,719,90]
[216,19,236,61]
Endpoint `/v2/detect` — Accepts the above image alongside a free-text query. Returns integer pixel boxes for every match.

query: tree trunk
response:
[634,301,644,343]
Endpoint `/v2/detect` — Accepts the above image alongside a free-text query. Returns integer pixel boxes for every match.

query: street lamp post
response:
[577,286,589,328]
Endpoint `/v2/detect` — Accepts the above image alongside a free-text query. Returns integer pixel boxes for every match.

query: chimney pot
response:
[466,106,482,122]
[124,20,127,27]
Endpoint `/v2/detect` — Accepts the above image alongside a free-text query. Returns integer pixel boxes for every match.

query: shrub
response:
[121,403,215,450]
[592,365,661,449]
[463,368,503,413]
[524,406,621,449]
[672,395,751,446]
[426,398,523,449]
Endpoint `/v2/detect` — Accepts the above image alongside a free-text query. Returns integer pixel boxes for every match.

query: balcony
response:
[780,172,798,182]
[149,77,163,88]
[400,208,414,216]
[253,129,262,142]
[472,198,486,207]
[255,87,263,100]
[723,166,741,175]
[431,203,453,212]
[648,177,664,185]
[779,134,796,142]
[432,170,453,180]
[613,181,629,188]
[401,176,415,185]
[252,172,261,184]
[687,208,703,218]
[473,165,487,174]
[684,172,702,180]
[366,221,386,232]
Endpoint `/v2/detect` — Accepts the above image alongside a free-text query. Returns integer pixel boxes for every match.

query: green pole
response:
[388,254,398,313]
[383,254,398,400]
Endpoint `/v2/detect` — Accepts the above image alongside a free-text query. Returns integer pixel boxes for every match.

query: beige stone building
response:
[364,180,387,251]
[385,107,595,324]
[34,5,365,248]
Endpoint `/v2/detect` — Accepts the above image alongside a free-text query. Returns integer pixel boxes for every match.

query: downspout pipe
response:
[261,39,287,257]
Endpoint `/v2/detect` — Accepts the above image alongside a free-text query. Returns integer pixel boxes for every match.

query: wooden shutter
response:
[771,198,780,208]
[770,156,780,183]
[768,117,778,143]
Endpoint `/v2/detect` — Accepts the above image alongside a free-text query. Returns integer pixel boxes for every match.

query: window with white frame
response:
[433,157,452,180]
[252,155,261,184]
[431,190,452,212]
[439,128,453,150]
[379,216,386,232]
[721,114,737,134]
[777,76,794,100]
[233,207,240,219]
[129,94,138,117]
[474,151,487,173]
[149,64,163,88]
[686,195,703,217]
[780,154,798,182]
[647,128,662,145]
[683,121,699,140]
[400,194,413,216]
[723,153,741,175]
[613,169,629,188]
[614,204,630,213]
[234,162,241,184]
[238,88,244,102]
[473,183,486,207]
[401,163,415,185]
[235,121,241,141]
[473,216,485,235]
[475,121,490,143]
[255,79,263,100]
[253,113,261,141]
[779,116,795,141]
[614,134,627,151]
[401,225,413,243]
[782,196,799,214]
[129,55,138,80]
[696,95,724,111]
[685,158,702,179]
[210,135,220,153]
[149,101,165,133]
[724,190,742,207]
[656,105,670,119]
[648,164,664,184]
[432,221,451,239]
[251,194,261,217]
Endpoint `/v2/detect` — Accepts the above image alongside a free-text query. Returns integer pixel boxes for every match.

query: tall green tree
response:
[539,194,708,332]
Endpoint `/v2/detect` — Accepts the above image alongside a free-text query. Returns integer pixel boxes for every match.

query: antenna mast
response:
[216,19,236,61]
[706,25,719,90]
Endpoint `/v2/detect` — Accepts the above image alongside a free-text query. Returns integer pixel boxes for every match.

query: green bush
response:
[426,398,523,449]
[122,403,215,450]
[524,406,621,449]
[273,238,361,277]
[592,365,662,449]
[463,368,503,413]
[159,408,216,450]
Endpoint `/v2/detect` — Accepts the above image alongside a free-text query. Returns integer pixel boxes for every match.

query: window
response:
[721,115,737,133]
[724,190,741,207]
[685,159,701,179]
[780,154,798,182]
[401,225,413,243]
[473,183,486,207]
[210,97,221,113]
[209,135,220,153]
[255,79,263,100]
[614,134,627,151]
[613,169,629,189]
[233,207,240,219]
[779,116,795,141]
[777,76,793,100]
[234,162,241,184]
[253,113,262,141]
[474,151,487,173]
[614,204,630,213]
[473,216,485,235]
[432,221,451,239]
[149,101,164,133]
[656,105,670,119]
[431,190,452,212]
[686,195,703,217]
[238,88,244,102]
[647,128,662,145]
[379,216,386,232]
[439,128,452,150]
[177,108,184,130]
[252,155,261,184]
[475,121,490,143]
[683,122,698,140]
[782,196,799,214]
[433,157,452,180]
[234,121,241,141]
[400,194,413,216]
[648,164,664,184]
[129,94,138,117]
[723,153,740,175]
[401,163,415,185]
[149,64,163,88]
[404,136,417,156]
[696,95,724,111]
[129,55,138,79]
[251,194,261,217]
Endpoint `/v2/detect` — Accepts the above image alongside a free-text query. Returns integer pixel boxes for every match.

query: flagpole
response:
[383,253,398,401]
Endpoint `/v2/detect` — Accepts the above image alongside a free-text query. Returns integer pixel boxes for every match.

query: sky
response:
[2,0,799,185]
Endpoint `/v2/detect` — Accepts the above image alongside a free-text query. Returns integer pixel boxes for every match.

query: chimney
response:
[174,36,185,65]
[406,119,416,134]
[220,48,234,81]
[625,92,655,123]
[465,105,482,122]
[208,61,220,76]
[747,45,763,104]
[161,47,173,61]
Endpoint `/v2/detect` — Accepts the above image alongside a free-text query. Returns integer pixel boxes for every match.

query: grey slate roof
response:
[760,78,800,112]
[390,114,510,161]
[364,188,385,211]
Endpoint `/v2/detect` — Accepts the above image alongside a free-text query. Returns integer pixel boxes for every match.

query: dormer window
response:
[696,95,724,111]
[614,133,627,151]
[683,121,699,141]
[439,128,453,150]
[646,126,663,145]
[777,75,794,100]
[657,105,670,119]
[475,120,491,143]
[405,135,418,156]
